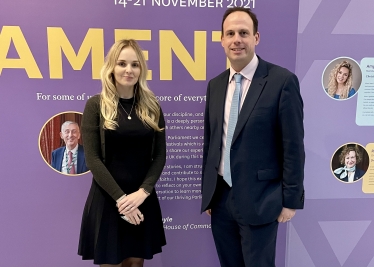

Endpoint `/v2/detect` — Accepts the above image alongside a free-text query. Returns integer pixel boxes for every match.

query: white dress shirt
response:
[61,144,78,174]
[218,54,259,176]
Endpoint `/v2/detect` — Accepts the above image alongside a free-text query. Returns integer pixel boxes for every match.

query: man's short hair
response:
[61,121,79,132]
[221,7,258,36]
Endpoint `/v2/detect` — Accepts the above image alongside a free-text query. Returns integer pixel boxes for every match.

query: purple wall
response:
[289,0,374,266]
[0,1,299,266]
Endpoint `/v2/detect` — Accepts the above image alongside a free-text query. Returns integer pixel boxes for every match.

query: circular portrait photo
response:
[322,57,362,100]
[331,143,369,183]
[39,112,89,176]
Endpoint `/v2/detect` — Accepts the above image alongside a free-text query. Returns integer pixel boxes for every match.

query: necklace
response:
[119,89,136,120]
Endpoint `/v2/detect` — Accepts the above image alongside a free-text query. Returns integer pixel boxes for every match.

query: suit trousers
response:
[210,176,279,267]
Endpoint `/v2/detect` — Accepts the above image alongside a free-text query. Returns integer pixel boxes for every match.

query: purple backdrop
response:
[0,0,299,266]
[290,0,374,266]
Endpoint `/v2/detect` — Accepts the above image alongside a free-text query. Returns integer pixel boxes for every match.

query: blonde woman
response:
[326,61,356,99]
[78,39,166,267]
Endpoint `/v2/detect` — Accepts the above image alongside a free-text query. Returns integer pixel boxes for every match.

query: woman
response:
[334,145,365,183]
[78,39,166,266]
[326,61,356,99]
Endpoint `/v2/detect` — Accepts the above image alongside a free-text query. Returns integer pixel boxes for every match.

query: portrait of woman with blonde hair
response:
[78,39,166,266]
[326,60,356,99]
[333,145,365,183]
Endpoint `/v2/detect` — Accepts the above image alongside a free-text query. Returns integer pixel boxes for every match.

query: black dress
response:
[78,97,166,264]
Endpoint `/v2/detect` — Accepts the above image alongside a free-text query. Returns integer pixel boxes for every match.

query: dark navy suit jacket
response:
[201,57,305,225]
[335,167,365,182]
[51,144,89,174]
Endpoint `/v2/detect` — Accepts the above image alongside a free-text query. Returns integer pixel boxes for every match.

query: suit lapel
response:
[232,58,268,144]
[57,148,65,172]
[215,70,230,139]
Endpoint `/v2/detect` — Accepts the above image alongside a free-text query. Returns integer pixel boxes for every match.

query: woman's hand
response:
[117,189,149,215]
[122,208,144,225]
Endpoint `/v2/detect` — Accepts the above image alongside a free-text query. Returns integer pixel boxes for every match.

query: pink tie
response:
[68,151,76,174]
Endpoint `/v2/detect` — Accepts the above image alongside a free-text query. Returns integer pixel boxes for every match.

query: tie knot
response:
[234,73,242,83]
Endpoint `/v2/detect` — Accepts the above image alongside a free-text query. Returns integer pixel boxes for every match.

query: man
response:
[51,121,88,174]
[201,7,305,267]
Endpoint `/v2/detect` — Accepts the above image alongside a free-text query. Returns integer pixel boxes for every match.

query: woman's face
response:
[345,151,357,168]
[336,66,350,85]
[113,47,141,90]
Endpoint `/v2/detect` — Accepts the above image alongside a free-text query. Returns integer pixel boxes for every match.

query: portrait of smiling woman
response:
[78,39,166,267]
[326,61,355,99]
[331,144,369,183]
[322,58,362,100]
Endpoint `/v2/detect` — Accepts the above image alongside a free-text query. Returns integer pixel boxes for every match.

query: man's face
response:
[60,123,80,149]
[221,11,260,72]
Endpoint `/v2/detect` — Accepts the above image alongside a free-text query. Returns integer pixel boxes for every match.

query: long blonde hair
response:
[100,39,162,132]
[327,61,353,99]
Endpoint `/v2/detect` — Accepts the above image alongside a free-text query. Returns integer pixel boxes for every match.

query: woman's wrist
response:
[140,188,150,197]
[116,194,126,203]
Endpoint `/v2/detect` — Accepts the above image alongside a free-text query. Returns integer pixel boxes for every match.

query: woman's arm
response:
[82,95,125,201]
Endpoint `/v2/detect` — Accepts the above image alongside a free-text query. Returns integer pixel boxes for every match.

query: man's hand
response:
[205,209,212,216]
[277,207,296,223]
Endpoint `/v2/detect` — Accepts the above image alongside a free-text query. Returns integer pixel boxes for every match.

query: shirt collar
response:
[65,144,79,154]
[229,53,259,82]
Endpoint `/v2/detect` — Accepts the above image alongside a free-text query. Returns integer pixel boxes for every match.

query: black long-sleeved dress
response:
[78,95,166,264]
